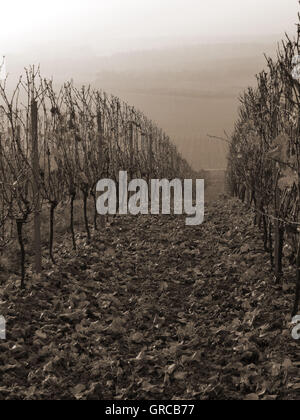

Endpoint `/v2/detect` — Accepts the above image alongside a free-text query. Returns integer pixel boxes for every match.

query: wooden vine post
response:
[149,133,153,177]
[274,175,284,283]
[97,111,105,228]
[31,99,42,273]
[129,122,134,181]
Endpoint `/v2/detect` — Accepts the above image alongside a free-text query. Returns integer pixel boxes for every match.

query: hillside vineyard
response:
[0,69,199,287]
[227,21,300,317]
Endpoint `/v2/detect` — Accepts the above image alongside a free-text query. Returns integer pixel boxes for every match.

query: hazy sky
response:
[0,0,299,56]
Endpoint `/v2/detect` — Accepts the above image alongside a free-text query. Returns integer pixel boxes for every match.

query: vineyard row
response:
[0,68,197,287]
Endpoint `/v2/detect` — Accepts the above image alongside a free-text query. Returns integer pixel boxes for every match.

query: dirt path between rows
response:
[0,198,299,400]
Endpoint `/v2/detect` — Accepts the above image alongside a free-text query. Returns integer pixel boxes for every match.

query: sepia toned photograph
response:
[0,0,299,404]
